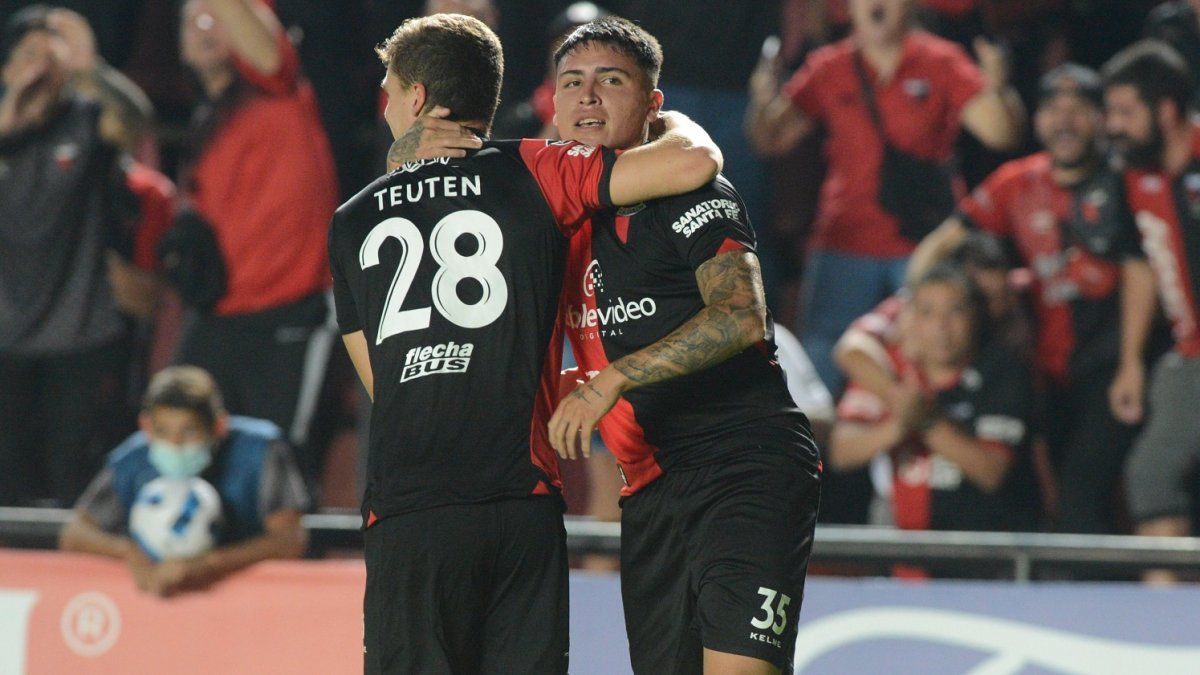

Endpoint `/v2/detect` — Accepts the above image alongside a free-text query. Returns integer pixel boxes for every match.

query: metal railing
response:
[6,507,1200,582]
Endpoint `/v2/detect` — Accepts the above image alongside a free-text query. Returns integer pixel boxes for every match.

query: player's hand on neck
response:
[386,105,485,171]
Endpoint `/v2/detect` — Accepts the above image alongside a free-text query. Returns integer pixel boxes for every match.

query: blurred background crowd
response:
[3,0,1200,581]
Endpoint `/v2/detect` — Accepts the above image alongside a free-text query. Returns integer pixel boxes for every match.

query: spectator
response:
[171,0,339,490]
[830,232,1031,523]
[1144,0,1200,107]
[46,7,153,155]
[776,323,837,447]
[1102,40,1200,582]
[60,366,309,597]
[838,232,1032,405]
[907,64,1152,534]
[830,264,1039,536]
[493,1,608,140]
[746,0,1024,395]
[610,0,783,291]
[0,6,153,506]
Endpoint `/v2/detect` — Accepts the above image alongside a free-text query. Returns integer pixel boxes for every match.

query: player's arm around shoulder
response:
[607,111,723,206]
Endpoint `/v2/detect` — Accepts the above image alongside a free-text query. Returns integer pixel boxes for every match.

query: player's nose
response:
[577,80,599,105]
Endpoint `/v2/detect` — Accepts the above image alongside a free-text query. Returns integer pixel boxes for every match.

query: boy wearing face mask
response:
[60,366,310,597]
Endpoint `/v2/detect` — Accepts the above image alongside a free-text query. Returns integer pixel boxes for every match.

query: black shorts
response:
[363,496,568,674]
[620,449,820,673]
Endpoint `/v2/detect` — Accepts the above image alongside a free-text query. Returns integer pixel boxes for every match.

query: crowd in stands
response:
[2,0,1200,583]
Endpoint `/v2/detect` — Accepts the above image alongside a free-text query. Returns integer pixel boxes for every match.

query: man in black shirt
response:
[544,20,819,675]
[330,14,722,674]
[0,7,142,507]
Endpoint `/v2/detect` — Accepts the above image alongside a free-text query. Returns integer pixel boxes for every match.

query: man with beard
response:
[1102,40,1200,582]
[907,64,1154,535]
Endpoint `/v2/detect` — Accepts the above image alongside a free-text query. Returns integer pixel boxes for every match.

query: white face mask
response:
[148,440,213,479]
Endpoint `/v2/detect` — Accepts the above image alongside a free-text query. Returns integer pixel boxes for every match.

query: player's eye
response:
[602,76,622,86]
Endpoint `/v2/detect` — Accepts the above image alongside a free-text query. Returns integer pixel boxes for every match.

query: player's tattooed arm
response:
[386,106,483,171]
[548,251,768,460]
[611,250,768,386]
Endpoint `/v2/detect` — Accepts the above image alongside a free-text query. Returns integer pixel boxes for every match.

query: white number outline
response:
[359,217,430,345]
[358,211,508,345]
[751,587,793,636]
[429,210,507,329]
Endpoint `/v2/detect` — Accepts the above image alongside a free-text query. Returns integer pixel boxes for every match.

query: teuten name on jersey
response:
[401,341,475,383]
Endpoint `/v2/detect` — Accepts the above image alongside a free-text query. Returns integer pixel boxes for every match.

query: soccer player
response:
[329,15,723,673]
[546,20,820,675]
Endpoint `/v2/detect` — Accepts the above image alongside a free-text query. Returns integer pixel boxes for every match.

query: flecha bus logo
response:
[401,341,474,383]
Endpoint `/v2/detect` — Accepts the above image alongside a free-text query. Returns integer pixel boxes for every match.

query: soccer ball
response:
[128,476,224,561]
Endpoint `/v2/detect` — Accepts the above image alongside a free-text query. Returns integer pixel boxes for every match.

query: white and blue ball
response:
[129,476,224,561]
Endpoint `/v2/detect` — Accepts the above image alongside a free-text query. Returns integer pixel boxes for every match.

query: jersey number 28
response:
[359,210,508,344]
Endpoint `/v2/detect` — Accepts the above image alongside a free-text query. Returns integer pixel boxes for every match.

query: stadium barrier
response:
[4,507,1200,581]
[4,549,1200,675]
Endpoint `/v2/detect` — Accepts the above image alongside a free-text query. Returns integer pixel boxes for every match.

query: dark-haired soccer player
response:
[329,13,724,674]
[545,19,820,675]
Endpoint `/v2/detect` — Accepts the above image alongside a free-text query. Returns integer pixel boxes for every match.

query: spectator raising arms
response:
[746,0,1024,395]
[0,7,154,507]
[171,0,339,490]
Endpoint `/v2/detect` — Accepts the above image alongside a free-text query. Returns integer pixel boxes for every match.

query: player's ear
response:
[411,82,428,117]
[646,89,664,122]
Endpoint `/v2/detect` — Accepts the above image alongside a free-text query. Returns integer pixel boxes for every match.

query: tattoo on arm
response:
[387,120,425,168]
[612,251,768,388]
[570,382,606,403]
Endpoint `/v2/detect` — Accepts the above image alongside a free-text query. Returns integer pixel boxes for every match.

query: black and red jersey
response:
[1121,126,1200,358]
[957,152,1141,382]
[837,341,1039,532]
[329,139,616,521]
[561,176,818,495]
